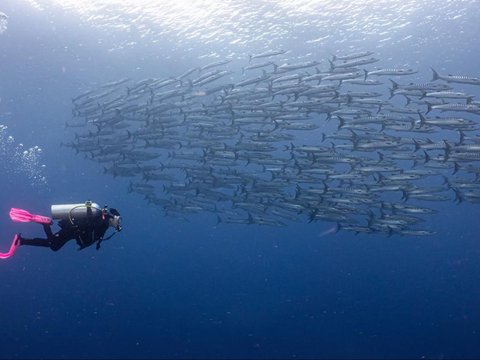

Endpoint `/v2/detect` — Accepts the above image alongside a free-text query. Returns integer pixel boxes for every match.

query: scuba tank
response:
[51,201,120,251]
[51,201,102,226]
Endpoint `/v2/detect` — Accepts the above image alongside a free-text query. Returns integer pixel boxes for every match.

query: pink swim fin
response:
[9,208,52,225]
[0,234,21,259]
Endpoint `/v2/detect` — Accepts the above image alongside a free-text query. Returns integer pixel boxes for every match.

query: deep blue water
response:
[1,0,480,358]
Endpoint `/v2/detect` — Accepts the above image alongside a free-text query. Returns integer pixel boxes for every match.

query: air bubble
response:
[0,123,48,188]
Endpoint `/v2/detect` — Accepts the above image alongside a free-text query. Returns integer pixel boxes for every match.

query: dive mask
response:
[109,214,122,232]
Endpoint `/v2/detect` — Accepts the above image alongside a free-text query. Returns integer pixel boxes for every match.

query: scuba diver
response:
[1,201,122,258]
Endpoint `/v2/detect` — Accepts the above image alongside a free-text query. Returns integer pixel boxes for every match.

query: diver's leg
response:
[20,225,61,250]
[49,230,71,252]
[19,227,71,250]
[49,237,70,252]
[42,223,54,238]
[19,236,52,248]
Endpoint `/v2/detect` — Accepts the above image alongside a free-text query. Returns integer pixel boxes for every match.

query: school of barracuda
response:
[66,51,480,235]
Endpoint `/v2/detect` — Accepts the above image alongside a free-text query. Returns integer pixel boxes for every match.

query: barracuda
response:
[431,68,480,85]
[66,50,480,237]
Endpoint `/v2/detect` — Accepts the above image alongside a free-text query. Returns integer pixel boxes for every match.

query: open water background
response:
[1,0,480,358]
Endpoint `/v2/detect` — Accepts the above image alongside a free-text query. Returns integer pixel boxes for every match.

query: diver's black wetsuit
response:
[20,216,110,251]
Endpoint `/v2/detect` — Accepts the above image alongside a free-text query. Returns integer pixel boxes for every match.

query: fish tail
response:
[457,130,465,145]
[418,111,427,126]
[453,188,463,204]
[431,67,439,81]
[422,149,430,163]
[442,175,451,188]
[413,138,421,152]
[453,162,459,175]
[389,88,395,99]
[328,59,334,71]
[405,95,412,106]
[426,103,433,115]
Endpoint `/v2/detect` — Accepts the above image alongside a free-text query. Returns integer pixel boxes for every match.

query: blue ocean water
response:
[1,0,480,358]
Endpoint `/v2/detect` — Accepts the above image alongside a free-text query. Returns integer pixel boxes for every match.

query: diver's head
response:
[108,208,122,232]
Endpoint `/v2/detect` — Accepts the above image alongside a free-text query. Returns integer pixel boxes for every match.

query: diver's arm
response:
[94,221,111,250]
